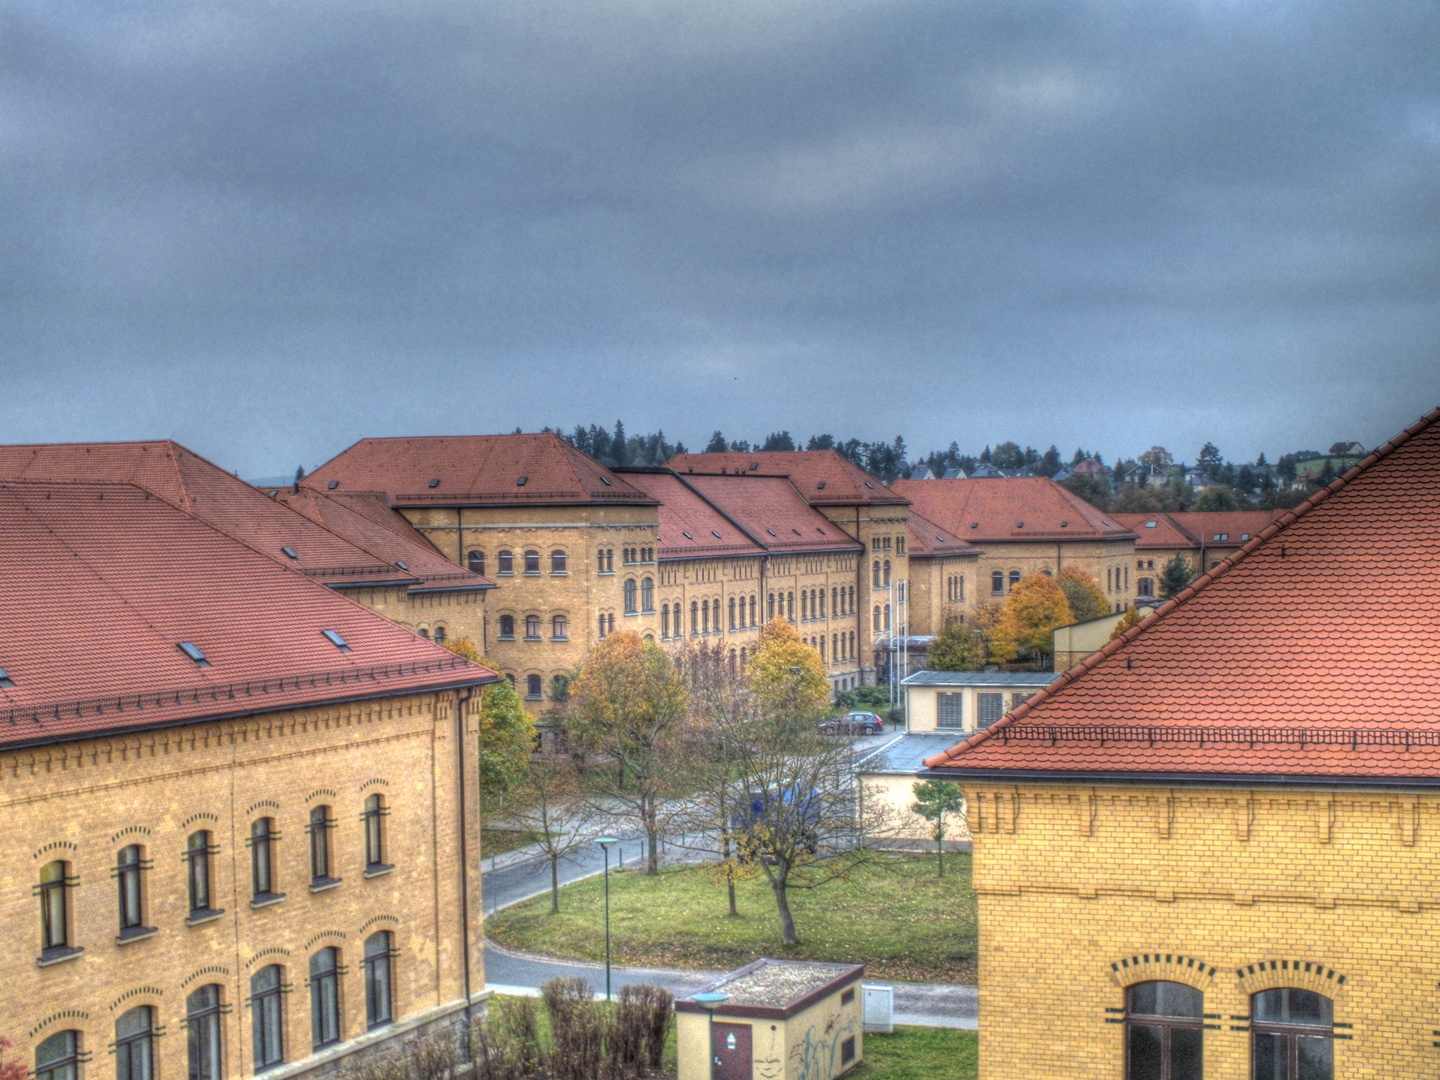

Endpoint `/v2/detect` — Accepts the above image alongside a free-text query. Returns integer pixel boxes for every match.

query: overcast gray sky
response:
[3,0,1438,478]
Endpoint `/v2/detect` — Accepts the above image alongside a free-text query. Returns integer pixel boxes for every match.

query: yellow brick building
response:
[903,509,981,638]
[0,481,494,1080]
[922,410,1440,1080]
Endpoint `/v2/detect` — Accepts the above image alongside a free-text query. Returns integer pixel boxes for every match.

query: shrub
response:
[618,984,674,1074]
[542,977,607,1080]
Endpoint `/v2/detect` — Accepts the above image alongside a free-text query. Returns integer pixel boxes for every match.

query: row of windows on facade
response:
[36,797,390,963]
[652,586,860,639]
[466,549,567,577]
[935,691,1034,730]
[870,535,906,554]
[871,560,896,588]
[31,935,394,1080]
[946,574,966,602]
[1119,980,1334,1080]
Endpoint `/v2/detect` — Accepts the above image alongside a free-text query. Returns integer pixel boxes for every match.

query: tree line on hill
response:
[542,420,1363,511]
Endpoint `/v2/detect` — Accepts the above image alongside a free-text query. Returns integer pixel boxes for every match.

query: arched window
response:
[499,615,515,639]
[551,550,567,574]
[728,649,737,675]
[251,965,285,1069]
[607,613,615,634]
[419,627,430,639]
[187,987,223,1080]
[787,592,795,621]
[309,805,335,884]
[832,587,838,615]
[525,614,541,639]
[598,615,607,640]
[1009,570,1021,590]
[749,595,757,626]
[849,631,855,658]
[642,577,654,612]
[34,1031,79,1080]
[498,550,514,574]
[187,831,214,916]
[739,647,747,667]
[992,571,1004,594]
[117,844,147,935]
[251,818,277,899]
[691,601,699,635]
[661,604,670,638]
[597,550,606,574]
[884,604,891,631]
[832,634,838,660]
[1124,981,1202,1080]
[524,550,540,574]
[364,932,394,1029]
[433,625,446,645]
[310,948,341,1049]
[1138,577,1155,599]
[552,615,569,640]
[1252,988,1333,1079]
[116,1007,154,1080]
[728,597,737,630]
[624,579,638,614]
[883,560,891,586]
[873,606,881,633]
[467,550,485,576]
[959,574,965,600]
[702,599,710,633]
[800,591,808,620]
[526,674,542,698]
[364,794,388,870]
[606,549,614,572]
[819,589,825,617]
[767,592,775,619]
[872,560,881,588]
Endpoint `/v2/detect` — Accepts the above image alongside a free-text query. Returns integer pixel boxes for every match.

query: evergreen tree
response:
[1159,554,1195,599]
[806,434,836,450]
[1197,442,1224,480]
[990,441,1025,469]
[1071,448,1090,465]
[761,431,796,451]
[705,430,728,453]
[979,445,992,464]
[1236,465,1256,493]
[1318,459,1338,485]
[612,420,627,462]
[1038,446,1063,477]
[294,465,305,483]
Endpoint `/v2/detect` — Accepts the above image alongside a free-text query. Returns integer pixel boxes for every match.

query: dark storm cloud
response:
[1,0,1437,475]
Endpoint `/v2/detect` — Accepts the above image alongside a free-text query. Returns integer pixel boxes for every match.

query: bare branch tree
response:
[508,755,602,912]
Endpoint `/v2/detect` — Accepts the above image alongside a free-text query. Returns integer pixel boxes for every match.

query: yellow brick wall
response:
[1,689,484,1080]
[975,538,1137,613]
[906,552,979,637]
[964,780,1440,1078]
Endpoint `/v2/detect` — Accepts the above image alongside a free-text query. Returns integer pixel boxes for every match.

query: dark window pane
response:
[1287,990,1332,1027]
[1126,1023,1162,1080]
[1252,1032,1286,1080]
[1127,982,1158,1016]
[1252,989,1285,1023]
[1297,1034,1333,1080]
[1155,982,1204,1019]
[1170,1026,1203,1080]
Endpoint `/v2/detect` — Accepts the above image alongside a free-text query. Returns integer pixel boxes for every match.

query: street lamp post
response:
[693,992,729,1080]
[595,836,620,1000]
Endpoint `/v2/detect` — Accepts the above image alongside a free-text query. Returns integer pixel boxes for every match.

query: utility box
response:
[862,985,893,1034]
[676,959,865,1080]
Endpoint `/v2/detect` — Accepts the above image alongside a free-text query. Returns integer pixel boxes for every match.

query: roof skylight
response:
[816,481,826,489]
[268,490,278,498]
[682,531,693,540]
[0,664,13,687]
[396,560,409,570]
[749,463,758,471]
[516,476,527,486]
[1146,520,1158,528]
[281,546,298,560]
[864,481,874,489]
[601,476,612,486]
[328,480,339,490]
[767,529,777,536]
[322,630,351,653]
[177,642,210,668]
[429,478,441,488]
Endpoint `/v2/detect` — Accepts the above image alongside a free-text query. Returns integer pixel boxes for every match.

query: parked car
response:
[818,711,884,736]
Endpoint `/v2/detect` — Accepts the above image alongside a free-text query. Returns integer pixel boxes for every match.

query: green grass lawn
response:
[485,854,977,984]
[854,1027,977,1080]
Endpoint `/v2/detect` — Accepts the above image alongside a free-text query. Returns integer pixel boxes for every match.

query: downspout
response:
[455,685,478,1029]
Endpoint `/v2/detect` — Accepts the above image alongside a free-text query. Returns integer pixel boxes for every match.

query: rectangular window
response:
[365,795,389,870]
[937,692,964,729]
[251,818,278,900]
[117,845,146,933]
[309,806,335,884]
[310,949,341,1050]
[188,832,214,915]
[365,933,394,1029]
[187,986,223,1080]
[250,967,285,1069]
[978,693,1005,728]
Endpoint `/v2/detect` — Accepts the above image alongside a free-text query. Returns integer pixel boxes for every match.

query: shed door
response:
[713,1022,752,1080]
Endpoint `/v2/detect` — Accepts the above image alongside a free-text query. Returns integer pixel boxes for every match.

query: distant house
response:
[1121,463,1169,488]
[1329,441,1366,457]
[1050,466,1078,484]
[1070,459,1107,477]
[1183,466,1217,488]
[911,464,938,480]
[942,466,967,480]
[970,463,1035,478]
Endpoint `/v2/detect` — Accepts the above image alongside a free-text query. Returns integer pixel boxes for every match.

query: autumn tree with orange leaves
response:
[988,573,1074,662]
[566,632,688,874]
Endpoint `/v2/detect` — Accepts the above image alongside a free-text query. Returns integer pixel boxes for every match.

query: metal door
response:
[713,1022,752,1080]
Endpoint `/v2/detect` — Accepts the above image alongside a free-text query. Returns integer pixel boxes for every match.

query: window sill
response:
[309,877,343,894]
[251,892,287,909]
[37,945,84,968]
[187,908,226,926]
[116,925,158,946]
[498,635,515,642]
[550,572,568,577]
[624,611,639,618]
[642,608,655,615]
[497,572,515,577]
[550,636,569,642]
[525,696,543,702]
[523,635,542,642]
[598,571,615,576]
[523,572,541,577]
[364,864,395,879]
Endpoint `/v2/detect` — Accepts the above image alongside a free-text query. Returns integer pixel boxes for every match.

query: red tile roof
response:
[1114,510,1284,551]
[275,488,492,592]
[612,469,764,560]
[679,473,865,555]
[907,509,982,558]
[891,477,1135,543]
[924,407,1440,785]
[666,450,906,506]
[0,482,495,750]
[0,441,455,589]
[305,433,656,507]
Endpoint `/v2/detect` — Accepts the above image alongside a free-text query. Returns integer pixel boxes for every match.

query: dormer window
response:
[178,642,210,668]
[0,664,11,688]
[322,630,351,653]
[281,546,298,560]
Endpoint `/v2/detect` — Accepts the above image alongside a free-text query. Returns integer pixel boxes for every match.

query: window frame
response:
[550,550,567,574]
[308,805,339,888]
[498,614,515,640]
[551,614,569,641]
[115,1006,155,1080]
[1250,988,1334,1080]
[310,947,342,1051]
[524,614,542,640]
[1124,980,1204,1080]
[251,817,281,903]
[187,830,221,919]
[250,965,286,1070]
[497,550,514,575]
[364,932,395,1030]
[466,550,485,576]
[641,577,654,613]
[977,693,1005,728]
[624,579,638,615]
[187,986,224,1080]
[991,571,1004,594]
[35,1030,80,1080]
[523,549,540,574]
[364,794,391,874]
[937,692,964,730]
[526,674,543,700]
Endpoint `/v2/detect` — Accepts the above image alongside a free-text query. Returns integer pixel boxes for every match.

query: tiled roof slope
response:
[1114,510,1284,551]
[611,469,764,560]
[667,450,906,506]
[0,482,495,751]
[0,441,422,587]
[680,473,865,555]
[275,488,492,592]
[906,509,981,558]
[924,407,1440,784]
[305,434,656,507]
[892,477,1134,543]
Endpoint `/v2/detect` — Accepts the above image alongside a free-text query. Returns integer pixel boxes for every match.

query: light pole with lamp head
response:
[595,836,620,1000]
[693,992,729,1080]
